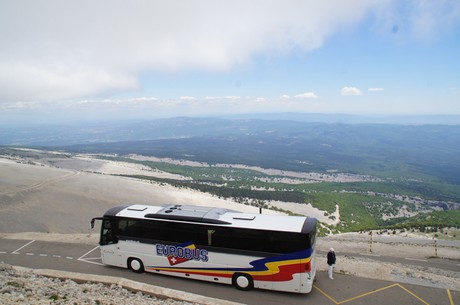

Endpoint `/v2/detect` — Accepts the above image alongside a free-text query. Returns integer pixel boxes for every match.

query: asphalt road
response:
[1,238,458,305]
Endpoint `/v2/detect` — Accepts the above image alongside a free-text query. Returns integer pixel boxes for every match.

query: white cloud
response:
[205,96,241,101]
[341,87,363,96]
[368,88,384,91]
[294,92,319,99]
[280,94,290,99]
[128,97,158,102]
[180,96,196,101]
[1,0,456,105]
[0,0,375,103]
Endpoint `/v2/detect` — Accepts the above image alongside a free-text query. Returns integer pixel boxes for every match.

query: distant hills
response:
[1,113,460,146]
[223,113,460,125]
[2,115,460,186]
[2,114,459,232]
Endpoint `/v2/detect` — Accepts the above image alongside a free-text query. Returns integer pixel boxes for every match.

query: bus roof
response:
[104,204,316,234]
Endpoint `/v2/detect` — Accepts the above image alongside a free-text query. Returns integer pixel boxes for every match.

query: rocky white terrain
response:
[0,263,195,305]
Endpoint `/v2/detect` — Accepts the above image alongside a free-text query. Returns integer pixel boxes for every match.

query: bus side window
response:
[207,230,215,246]
[208,228,231,248]
[310,229,316,247]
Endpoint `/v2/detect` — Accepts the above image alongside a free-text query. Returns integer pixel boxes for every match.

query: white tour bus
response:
[91,204,317,293]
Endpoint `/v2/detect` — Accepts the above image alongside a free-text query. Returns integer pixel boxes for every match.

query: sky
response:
[1,0,460,124]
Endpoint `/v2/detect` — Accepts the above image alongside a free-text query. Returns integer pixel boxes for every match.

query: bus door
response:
[95,218,123,267]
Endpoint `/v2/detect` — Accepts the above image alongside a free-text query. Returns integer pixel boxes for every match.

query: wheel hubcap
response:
[131,260,141,271]
[236,276,249,288]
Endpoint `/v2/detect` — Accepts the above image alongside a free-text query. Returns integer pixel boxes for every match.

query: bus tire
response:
[232,273,253,291]
[128,258,144,273]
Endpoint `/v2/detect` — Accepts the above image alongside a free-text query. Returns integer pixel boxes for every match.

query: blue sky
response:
[1,0,459,124]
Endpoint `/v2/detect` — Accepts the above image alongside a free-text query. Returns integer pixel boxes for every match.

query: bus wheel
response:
[232,273,253,291]
[128,258,144,273]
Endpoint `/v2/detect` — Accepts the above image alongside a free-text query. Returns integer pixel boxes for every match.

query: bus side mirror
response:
[91,218,95,229]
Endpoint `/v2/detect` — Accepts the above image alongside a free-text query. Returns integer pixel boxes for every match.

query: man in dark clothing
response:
[327,248,336,279]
